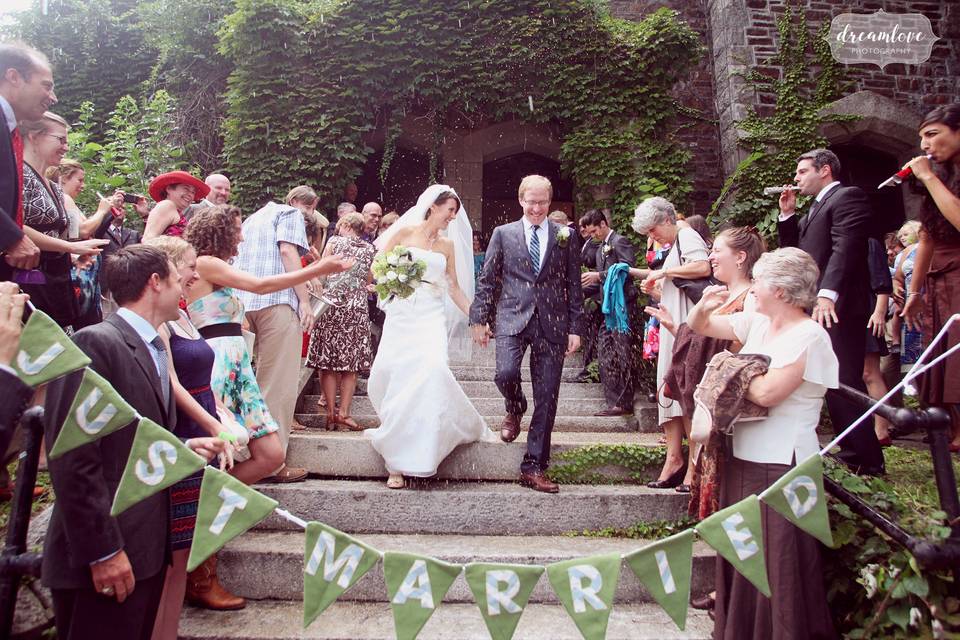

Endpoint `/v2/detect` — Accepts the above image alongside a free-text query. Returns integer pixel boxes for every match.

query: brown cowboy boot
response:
[185,555,246,610]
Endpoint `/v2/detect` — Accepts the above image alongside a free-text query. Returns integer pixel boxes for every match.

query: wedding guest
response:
[901,103,960,452]
[183,173,231,222]
[18,112,108,329]
[142,171,210,241]
[632,196,711,489]
[472,232,485,289]
[677,214,712,248]
[688,247,838,639]
[778,148,883,475]
[863,236,894,445]
[893,221,922,375]
[144,236,244,638]
[328,201,357,233]
[360,201,382,243]
[306,212,375,431]
[0,42,47,280]
[42,245,228,640]
[185,205,353,485]
[575,216,602,383]
[580,209,641,416]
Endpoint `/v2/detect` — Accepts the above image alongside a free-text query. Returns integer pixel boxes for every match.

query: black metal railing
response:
[825,385,960,575]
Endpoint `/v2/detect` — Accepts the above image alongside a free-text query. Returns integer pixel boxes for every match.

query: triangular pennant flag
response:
[464,562,544,640]
[695,495,770,597]
[110,418,206,516]
[303,522,382,628]
[186,467,278,572]
[624,530,695,631]
[383,551,461,640]
[12,309,89,386]
[48,368,138,459]
[759,454,833,547]
[546,553,621,640]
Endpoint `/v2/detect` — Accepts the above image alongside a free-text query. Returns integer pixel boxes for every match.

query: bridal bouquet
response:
[372,245,428,302]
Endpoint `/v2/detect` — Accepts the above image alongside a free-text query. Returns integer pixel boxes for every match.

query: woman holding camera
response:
[143,170,210,241]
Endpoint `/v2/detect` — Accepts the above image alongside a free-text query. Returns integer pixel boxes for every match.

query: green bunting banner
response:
[187,467,279,572]
[546,553,621,640]
[383,551,462,640]
[110,418,206,516]
[760,453,834,547]
[695,495,770,597]
[47,368,139,460]
[624,529,695,631]
[464,562,544,640]
[303,522,382,628]
[12,309,89,387]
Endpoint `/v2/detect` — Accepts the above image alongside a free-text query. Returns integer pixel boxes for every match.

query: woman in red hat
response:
[142,170,209,241]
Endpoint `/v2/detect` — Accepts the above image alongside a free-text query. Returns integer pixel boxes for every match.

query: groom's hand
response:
[471,324,491,347]
[565,334,581,356]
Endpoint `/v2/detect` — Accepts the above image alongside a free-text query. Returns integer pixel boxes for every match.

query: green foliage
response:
[824,450,960,638]
[4,0,157,124]
[547,443,666,485]
[710,3,853,239]
[218,0,702,215]
[570,516,696,540]
[67,91,193,230]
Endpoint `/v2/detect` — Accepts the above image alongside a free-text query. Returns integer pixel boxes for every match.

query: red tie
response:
[10,128,24,228]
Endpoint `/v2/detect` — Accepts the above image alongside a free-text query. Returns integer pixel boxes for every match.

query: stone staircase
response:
[179,345,714,639]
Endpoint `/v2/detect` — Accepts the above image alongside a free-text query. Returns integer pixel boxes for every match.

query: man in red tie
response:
[0,42,55,279]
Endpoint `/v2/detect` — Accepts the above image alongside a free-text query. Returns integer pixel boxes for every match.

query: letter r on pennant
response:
[485,570,522,615]
[568,565,606,613]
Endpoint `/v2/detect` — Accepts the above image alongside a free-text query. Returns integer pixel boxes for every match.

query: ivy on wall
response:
[218,0,703,229]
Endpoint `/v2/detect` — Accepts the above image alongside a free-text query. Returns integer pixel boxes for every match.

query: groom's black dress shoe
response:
[520,471,559,494]
[500,414,522,443]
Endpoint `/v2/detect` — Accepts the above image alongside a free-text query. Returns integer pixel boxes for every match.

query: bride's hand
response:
[471,324,491,347]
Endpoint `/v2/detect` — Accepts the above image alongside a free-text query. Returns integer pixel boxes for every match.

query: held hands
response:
[904,155,935,182]
[565,334,581,357]
[471,323,492,348]
[4,235,40,269]
[91,550,135,603]
[778,185,797,215]
[0,283,28,366]
[811,297,838,328]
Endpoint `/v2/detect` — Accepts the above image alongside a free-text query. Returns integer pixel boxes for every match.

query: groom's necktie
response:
[529,225,541,277]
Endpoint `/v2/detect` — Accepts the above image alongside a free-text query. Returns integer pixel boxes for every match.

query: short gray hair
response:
[752,247,820,309]
[632,197,677,234]
[337,202,357,216]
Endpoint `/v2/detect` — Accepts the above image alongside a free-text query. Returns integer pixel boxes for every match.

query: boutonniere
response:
[602,243,613,256]
[556,226,571,247]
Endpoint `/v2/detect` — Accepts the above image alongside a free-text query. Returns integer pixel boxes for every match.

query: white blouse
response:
[725,312,839,465]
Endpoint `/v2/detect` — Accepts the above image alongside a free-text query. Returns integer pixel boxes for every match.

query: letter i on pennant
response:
[624,529,696,631]
[464,563,544,640]
[302,523,382,628]
[187,467,278,572]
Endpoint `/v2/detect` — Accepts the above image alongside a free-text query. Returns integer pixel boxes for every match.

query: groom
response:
[470,175,583,493]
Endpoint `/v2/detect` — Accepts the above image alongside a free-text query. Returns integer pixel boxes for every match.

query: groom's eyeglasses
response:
[522,200,550,208]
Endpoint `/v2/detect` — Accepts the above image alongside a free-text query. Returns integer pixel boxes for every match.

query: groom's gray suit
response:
[470,219,583,473]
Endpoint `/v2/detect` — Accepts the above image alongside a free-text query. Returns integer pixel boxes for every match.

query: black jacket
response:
[583,231,638,304]
[0,107,24,257]
[103,223,141,256]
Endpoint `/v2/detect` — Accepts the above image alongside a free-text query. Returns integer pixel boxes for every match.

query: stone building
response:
[354,0,959,234]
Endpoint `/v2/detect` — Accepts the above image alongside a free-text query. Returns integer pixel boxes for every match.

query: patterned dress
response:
[306,236,375,371]
[187,288,280,439]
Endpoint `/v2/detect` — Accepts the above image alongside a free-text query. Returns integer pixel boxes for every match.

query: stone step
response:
[304,378,606,400]
[300,395,635,418]
[180,600,713,639]
[218,531,715,604]
[449,345,584,368]
[293,411,655,433]
[450,365,587,382]
[287,432,664,481]
[252,480,688,535]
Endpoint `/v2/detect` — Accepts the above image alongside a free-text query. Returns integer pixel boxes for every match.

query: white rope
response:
[818,313,960,456]
[275,508,309,530]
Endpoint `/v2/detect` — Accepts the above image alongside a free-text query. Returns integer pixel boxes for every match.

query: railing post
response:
[0,407,45,638]
[921,407,960,539]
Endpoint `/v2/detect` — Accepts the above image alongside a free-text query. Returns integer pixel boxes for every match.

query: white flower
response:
[398,273,408,283]
[387,255,399,266]
[387,271,398,281]
[558,227,570,239]
[859,565,879,598]
[908,607,922,627]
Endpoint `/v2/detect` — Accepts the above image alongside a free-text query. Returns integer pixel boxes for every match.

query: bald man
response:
[184,174,231,222]
[360,202,382,243]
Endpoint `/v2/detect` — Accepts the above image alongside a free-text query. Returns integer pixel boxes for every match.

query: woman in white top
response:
[687,247,838,639]
[631,197,712,489]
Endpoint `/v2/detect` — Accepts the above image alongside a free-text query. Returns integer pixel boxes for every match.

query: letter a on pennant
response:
[383,551,461,640]
[546,553,621,640]
[696,495,770,596]
[624,529,695,631]
[48,368,137,459]
[302,522,382,628]
[759,453,834,546]
[12,309,89,387]
[187,467,278,572]
[464,562,544,640]
[110,418,205,516]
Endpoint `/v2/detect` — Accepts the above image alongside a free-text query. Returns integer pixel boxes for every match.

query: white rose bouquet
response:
[372,245,428,302]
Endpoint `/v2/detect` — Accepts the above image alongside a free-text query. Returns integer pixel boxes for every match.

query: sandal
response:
[387,473,405,489]
[337,416,363,432]
[324,413,338,430]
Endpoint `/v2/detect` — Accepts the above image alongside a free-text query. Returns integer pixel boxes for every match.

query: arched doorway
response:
[832,143,905,237]
[481,152,574,237]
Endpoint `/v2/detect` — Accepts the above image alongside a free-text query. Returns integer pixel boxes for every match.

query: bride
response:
[365,185,496,489]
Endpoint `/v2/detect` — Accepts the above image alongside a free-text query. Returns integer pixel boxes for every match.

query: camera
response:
[123,193,145,204]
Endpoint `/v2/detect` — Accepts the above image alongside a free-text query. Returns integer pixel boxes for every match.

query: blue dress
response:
[166,319,220,551]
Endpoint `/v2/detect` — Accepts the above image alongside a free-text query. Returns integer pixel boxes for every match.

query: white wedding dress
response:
[365,247,496,476]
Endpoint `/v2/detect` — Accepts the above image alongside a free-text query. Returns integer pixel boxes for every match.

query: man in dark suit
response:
[470,175,583,493]
[0,43,50,280]
[778,148,884,475]
[580,209,641,416]
[575,217,602,382]
[41,245,219,639]
[103,207,141,256]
